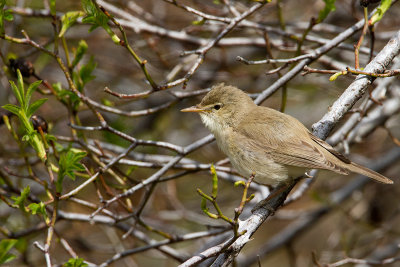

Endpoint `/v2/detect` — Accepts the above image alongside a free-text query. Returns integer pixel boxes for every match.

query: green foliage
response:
[79,56,97,85]
[73,56,97,91]
[10,189,50,223]
[81,0,120,44]
[49,0,56,16]
[56,148,87,193]
[53,82,80,110]
[317,0,336,23]
[369,0,392,25]
[197,169,234,224]
[59,11,85,38]
[11,186,30,212]
[28,202,49,224]
[0,239,18,264]
[2,70,47,161]
[71,40,88,69]
[0,0,14,37]
[64,257,88,267]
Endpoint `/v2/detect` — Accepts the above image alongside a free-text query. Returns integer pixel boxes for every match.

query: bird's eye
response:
[214,104,221,110]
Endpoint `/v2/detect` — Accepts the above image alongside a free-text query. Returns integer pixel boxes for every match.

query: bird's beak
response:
[181,105,205,113]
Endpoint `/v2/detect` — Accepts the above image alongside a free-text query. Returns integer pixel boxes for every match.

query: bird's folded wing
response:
[267,139,349,174]
[236,123,349,174]
[308,133,351,163]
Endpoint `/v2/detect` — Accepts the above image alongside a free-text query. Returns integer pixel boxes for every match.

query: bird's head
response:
[181,84,254,133]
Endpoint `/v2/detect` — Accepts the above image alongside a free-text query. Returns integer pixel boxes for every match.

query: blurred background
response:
[1,0,400,266]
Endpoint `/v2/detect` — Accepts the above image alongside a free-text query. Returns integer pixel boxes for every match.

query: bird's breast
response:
[214,130,291,185]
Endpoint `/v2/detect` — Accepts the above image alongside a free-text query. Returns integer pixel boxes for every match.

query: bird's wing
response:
[236,109,349,174]
[308,133,351,164]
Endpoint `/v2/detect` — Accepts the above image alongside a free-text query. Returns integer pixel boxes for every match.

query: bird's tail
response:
[347,162,393,184]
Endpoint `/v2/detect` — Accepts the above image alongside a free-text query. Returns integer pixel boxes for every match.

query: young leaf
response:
[3,71,47,161]
[16,70,25,107]
[59,11,84,38]
[0,239,18,265]
[81,0,120,44]
[0,1,13,37]
[79,56,97,85]
[27,98,48,118]
[64,257,88,267]
[49,0,56,16]
[317,0,336,23]
[369,0,392,25]
[11,186,30,211]
[57,149,87,192]
[28,202,49,224]
[8,81,23,107]
[2,104,20,116]
[25,80,43,112]
[81,0,109,30]
[71,40,88,69]
[3,9,13,21]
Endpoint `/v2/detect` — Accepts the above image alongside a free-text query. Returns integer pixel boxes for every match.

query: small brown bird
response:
[182,84,393,185]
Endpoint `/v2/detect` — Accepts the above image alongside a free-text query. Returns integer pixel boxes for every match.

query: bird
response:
[181,83,393,186]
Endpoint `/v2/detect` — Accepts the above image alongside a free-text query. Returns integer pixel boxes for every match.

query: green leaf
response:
[0,1,10,36]
[28,202,49,224]
[0,239,18,265]
[59,11,84,38]
[64,257,88,267]
[71,40,88,69]
[11,186,30,211]
[317,0,336,23]
[16,70,25,108]
[81,0,120,44]
[81,0,109,29]
[45,134,57,142]
[53,82,79,106]
[4,72,48,160]
[27,98,47,118]
[49,0,56,16]
[2,104,20,116]
[369,0,392,25]
[25,80,42,111]
[28,202,43,215]
[9,81,23,107]
[57,149,87,193]
[79,56,97,85]
[4,9,13,21]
